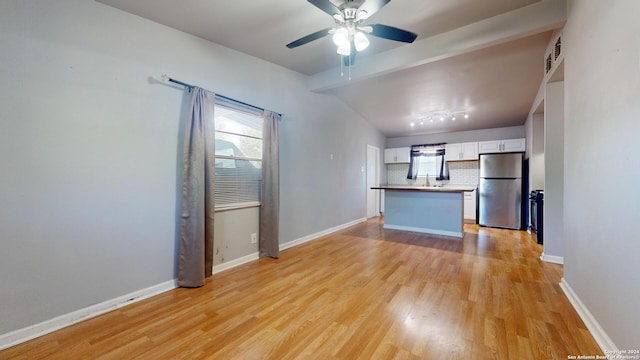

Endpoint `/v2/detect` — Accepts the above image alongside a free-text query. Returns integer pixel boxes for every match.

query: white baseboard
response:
[279,217,367,251]
[559,278,617,351]
[0,217,368,351]
[541,253,564,264]
[0,279,177,351]
[212,252,259,275]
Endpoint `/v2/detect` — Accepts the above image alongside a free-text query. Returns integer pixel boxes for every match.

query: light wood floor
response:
[2,218,603,359]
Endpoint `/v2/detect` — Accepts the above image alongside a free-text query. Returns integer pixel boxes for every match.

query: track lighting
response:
[411,111,470,128]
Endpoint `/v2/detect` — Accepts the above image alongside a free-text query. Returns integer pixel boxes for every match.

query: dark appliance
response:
[529,190,544,244]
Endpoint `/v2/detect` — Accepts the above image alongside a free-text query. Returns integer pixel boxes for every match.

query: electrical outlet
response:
[251,233,257,244]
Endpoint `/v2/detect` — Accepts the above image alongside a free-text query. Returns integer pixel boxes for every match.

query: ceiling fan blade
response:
[286,28,333,48]
[357,0,391,18]
[307,0,341,16]
[369,24,417,43]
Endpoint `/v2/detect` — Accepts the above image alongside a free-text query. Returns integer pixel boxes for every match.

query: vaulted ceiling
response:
[96,0,566,137]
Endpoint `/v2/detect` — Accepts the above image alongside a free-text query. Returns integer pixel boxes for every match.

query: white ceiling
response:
[96,0,566,137]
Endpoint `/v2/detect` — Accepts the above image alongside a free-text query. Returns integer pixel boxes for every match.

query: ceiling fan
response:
[286,0,418,66]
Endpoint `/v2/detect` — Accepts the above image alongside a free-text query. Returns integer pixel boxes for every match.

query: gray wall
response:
[543,81,564,260]
[524,112,545,194]
[0,0,385,334]
[386,125,525,148]
[564,0,640,348]
[213,208,259,266]
[530,114,545,191]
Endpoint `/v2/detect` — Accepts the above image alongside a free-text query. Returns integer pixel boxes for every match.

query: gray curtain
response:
[178,87,215,287]
[259,110,280,258]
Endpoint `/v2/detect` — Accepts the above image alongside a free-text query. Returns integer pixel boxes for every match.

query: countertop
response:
[371,185,476,193]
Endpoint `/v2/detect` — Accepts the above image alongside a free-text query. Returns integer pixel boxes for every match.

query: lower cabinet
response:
[464,189,477,221]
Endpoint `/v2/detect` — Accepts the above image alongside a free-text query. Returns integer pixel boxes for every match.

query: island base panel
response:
[383,190,464,238]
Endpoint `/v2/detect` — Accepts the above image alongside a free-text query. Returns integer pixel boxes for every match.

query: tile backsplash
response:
[386,161,479,186]
[447,161,479,185]
[386,163,412,185]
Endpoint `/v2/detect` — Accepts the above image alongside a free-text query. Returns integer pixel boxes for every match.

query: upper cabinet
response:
[384,147,410,164]
[445,142,479,161]
[478,138,526,154]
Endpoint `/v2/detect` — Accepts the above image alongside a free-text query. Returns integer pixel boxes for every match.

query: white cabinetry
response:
[478,138,525,154]
[384,147,410,164]
[445,142,479,161]
[464,189,477,221]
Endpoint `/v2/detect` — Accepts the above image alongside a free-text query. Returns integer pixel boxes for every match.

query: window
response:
[414,156,438,178]
[214,105,263,209]
[407,143,449,181]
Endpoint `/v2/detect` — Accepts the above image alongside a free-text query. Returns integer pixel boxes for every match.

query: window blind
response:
[214,103,263,209]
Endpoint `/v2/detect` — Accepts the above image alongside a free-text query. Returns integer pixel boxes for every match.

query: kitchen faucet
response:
[425,173,430,186]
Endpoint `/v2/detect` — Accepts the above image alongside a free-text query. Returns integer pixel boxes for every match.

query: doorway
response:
[366,145,380,218]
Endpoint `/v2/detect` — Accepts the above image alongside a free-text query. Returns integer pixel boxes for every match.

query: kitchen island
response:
[371,185,476,238]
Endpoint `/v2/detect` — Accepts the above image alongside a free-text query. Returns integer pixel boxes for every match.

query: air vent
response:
[554,36,562,60]
[544,31,563,77]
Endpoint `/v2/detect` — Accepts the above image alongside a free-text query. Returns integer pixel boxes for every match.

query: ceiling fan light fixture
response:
[354,31,370,52]
[356,10,369,21]
[337,42,351,56]
[332,27,349,46]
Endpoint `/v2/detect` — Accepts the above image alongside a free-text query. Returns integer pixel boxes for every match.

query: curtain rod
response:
[161,75,282,117]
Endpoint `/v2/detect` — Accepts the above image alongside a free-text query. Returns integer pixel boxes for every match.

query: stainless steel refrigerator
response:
[479,152,523,229]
